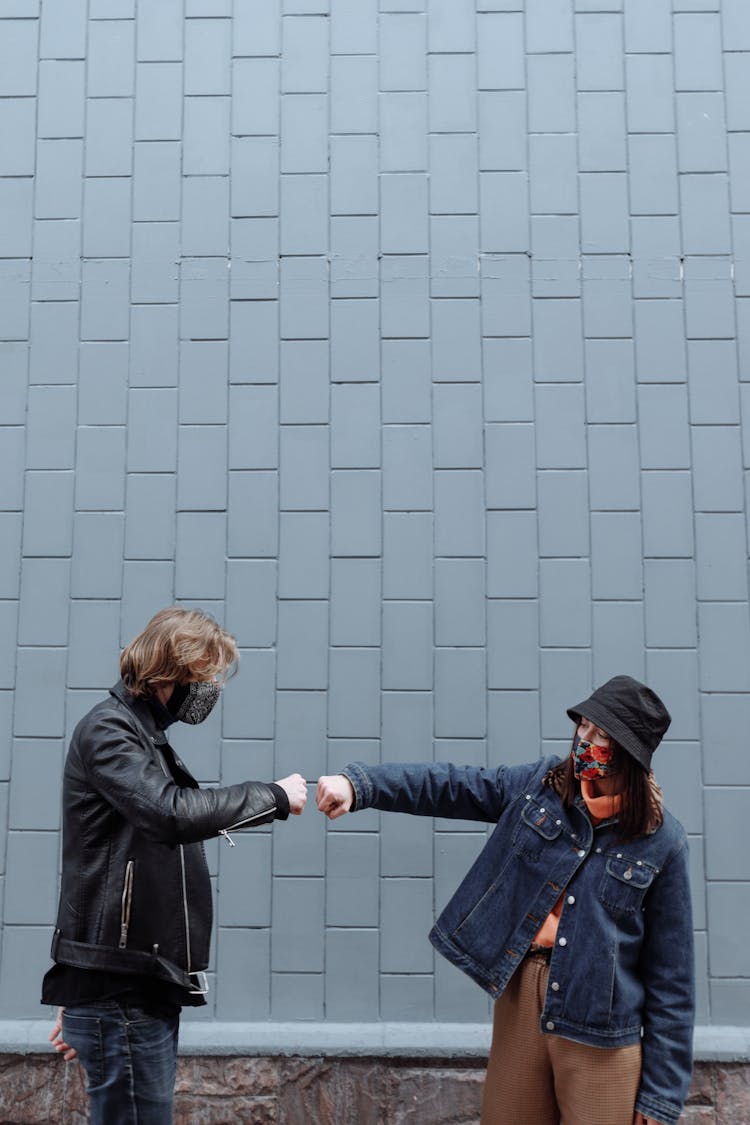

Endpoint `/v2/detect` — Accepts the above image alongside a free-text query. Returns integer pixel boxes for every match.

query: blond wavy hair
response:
[120,607,239,698]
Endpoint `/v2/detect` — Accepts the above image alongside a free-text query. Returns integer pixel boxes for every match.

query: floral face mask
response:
[572,738,617,780]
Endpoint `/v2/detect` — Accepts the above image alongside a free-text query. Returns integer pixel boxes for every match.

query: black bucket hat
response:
[566,675,671,771]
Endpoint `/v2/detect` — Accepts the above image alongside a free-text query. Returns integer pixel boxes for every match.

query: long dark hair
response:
[543,738,663,842]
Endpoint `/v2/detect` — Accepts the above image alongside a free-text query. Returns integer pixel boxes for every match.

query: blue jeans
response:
[62,1002,179,1125]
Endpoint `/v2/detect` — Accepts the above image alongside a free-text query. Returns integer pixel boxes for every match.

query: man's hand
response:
[49,1007,77,1061]
[275,773,307,815]
[633,1114,660,1125]
[316,775,354,819]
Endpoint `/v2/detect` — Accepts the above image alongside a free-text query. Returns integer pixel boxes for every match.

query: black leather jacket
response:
[50,682,284,993]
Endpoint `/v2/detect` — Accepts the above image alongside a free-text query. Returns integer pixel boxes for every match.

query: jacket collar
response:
[109,680,172,742]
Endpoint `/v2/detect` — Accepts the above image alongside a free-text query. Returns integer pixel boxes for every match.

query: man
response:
[44,606,307,1124]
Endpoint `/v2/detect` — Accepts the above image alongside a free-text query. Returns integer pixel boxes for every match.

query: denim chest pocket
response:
[599,855,656,915]
[512,800,563,862]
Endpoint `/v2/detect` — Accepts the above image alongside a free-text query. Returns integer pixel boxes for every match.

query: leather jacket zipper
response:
[151,741,194,972]
[179,844,192,973]
[119,860,134,949]
[219,806,276,847]
[150,738,274,973]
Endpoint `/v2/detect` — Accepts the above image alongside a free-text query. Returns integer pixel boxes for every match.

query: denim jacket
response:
[343,756,694,1125]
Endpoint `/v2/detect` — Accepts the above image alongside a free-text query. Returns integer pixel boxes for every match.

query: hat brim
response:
[566,700,653,771]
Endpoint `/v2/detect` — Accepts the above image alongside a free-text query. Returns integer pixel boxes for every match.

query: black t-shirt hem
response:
[41,964,204,1017]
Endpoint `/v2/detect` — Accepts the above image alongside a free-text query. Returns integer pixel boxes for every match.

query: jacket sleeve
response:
[634,833,695,1125]
[76,710,282,844]
[341,760,522,822]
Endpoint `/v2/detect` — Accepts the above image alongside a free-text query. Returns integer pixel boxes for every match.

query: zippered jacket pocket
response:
[119,860,134,949]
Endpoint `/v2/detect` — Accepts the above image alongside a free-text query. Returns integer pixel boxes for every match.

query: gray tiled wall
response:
[0,0,748,1029]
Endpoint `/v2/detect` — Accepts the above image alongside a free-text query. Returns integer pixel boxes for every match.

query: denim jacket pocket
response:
[599,856,655,916]
[512,800,563,862]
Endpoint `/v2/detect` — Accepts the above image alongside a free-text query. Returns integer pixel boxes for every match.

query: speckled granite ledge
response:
[0,1050,748,1125]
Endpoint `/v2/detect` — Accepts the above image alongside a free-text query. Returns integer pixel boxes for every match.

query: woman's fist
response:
[316,775,354,819]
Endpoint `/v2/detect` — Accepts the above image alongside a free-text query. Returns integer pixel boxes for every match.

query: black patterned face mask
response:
[167,681,222,724]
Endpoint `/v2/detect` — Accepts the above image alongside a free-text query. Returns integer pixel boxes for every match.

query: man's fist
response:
[275,773,307,815]
[316,775,354,819]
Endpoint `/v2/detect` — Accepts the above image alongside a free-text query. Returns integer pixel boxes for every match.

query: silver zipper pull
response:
[219,829,235,847]
[119,923,128,949]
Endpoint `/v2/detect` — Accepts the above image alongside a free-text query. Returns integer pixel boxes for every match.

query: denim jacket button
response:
[567,895,575,905]
[546,1021,555,1030]
[577,849,585,857]
[558,937,567,947]
[551,981,560,991]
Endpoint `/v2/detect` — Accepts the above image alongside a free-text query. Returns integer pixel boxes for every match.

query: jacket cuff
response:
[341,763,371,810]
[635,1091,680,1125]
[268,783,290,820]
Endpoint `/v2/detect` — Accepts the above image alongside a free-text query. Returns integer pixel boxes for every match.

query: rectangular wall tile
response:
[175,512,226,599]
[698,603,750,692]
[540,559,591,647]
[228,471,278,559]
[434,471,485,557]
[276,600,328,689]
[591,512,643,599]
[488,600,539,688]
[177,426,228,511]
[380,877,433,973]
[645,560,697,648]
[383,427,432,511]
[325,930,380,1021]
[326,834,379,925]
[71,513,125,599]
[482,255,532,336]
[67,600,121,688]
[4,832,59,924]
[328,648,380,737]
[592,600,646,684]
[275,690,327,779]
[379,13,426,91]
[222,650,275,739]
[14,648,67,737]
[331,470,381,556]
[383,512,433,599]
[381,693,432,762]
[330,559,380,647]
[382,601,432,690]
[331,384,380,469]
[330,56,377,132]
[434,559,485,647]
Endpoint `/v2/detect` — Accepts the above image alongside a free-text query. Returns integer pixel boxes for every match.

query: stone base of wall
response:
[1,1055,749,1124]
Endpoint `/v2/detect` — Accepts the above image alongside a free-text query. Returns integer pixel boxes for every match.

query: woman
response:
[316,675,693,1125]
[45,606,307,1124]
